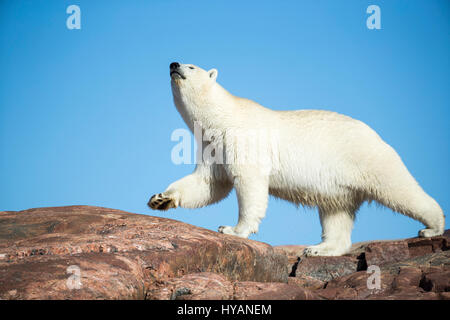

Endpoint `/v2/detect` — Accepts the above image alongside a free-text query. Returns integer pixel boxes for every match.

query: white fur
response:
[148,63,445,256]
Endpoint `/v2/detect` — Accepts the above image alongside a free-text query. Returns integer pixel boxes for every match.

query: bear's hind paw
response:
[418,228,443,238]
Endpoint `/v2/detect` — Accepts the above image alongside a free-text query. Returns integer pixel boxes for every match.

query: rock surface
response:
[276,230,449,300]
[0,206,287,300]
[0,206,448,300]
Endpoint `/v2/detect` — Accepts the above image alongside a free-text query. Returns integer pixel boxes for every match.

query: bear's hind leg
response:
[373,172,445,238]
[404,193,444,238]
[391,192,444,238]
[304,207,355,257]
[368,149,445,238]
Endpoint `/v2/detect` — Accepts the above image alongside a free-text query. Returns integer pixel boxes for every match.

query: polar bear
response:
[148,62,445,256]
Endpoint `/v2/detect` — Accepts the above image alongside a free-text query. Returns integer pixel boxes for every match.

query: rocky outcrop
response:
[0,206,448,300]
[0,206,287,300]
[277,230,449,300]
[147,272,319,300]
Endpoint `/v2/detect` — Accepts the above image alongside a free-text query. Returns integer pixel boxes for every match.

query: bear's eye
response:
[189,66,195,69]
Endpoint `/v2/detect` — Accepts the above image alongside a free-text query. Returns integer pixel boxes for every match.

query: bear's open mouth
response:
[170,71,186,80]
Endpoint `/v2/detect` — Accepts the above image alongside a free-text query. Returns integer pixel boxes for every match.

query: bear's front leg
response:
[148,165,233,211]
[218,174,269,238]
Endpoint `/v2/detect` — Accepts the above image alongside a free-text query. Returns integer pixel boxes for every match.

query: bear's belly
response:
[268,168,358,208]
[269,186,323,207]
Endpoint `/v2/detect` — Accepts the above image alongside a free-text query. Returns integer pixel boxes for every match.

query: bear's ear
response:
[208,69,218,81]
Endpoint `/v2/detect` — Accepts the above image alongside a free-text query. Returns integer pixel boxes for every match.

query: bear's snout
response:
[170,62,180,70]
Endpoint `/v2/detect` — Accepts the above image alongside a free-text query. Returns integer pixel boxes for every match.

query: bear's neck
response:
[173,82,235,132]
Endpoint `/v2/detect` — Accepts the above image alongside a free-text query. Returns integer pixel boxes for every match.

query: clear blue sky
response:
[0,0,448,246]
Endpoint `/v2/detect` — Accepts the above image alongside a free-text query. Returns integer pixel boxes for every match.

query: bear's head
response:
[169,62,218,98]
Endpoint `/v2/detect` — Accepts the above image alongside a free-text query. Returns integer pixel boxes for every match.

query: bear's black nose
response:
[170,62,180,70]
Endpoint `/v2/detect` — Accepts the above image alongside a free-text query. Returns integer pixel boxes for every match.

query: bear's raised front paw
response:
[148,193,176,211]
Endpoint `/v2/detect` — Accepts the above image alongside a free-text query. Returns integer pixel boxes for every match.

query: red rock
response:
[274,245,306,263]
[391,267,422,291]
[318,251,450,300]
[288,275,325,290]
[368,291,440,300]
[439,292,450,300]
[233,281,319,300]
[0,206,288,300]
[294,255,360,282]
[318,269,396,300]
[406,236,449,257]
[364,240,410,266]
[0,205,448,300]
[318,286,358,300]
[420,268,450,293]
[148,272,233,300]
